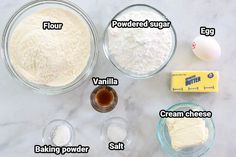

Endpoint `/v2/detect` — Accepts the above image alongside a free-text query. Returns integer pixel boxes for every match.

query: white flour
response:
[108,9,173,75]
[9,8,91,86]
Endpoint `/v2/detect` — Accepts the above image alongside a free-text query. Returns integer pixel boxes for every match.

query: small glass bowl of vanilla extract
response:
[90,86,118,113]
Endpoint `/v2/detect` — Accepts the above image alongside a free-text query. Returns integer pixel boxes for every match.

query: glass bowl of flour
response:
[103,4,177,78]
[2,0,98,94]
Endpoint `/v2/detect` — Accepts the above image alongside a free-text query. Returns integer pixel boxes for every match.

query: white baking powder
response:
[108,9,173,75]
[9,8,91,86]
[51,125,71,146]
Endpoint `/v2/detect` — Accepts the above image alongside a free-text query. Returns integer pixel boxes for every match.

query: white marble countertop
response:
[0,0,235,156]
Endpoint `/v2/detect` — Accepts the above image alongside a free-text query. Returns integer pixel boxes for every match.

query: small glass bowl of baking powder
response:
[157,103,215,157]
[42,119,75,146]
[1,0,98,95]
[103,4,177,79]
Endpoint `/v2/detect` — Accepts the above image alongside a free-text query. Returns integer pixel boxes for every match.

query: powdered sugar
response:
[107,8,174,76]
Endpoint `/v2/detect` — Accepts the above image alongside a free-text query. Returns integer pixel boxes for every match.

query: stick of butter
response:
[171,71,219,92]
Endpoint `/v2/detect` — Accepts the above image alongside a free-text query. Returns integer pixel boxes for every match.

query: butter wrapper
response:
[171,71,219,92]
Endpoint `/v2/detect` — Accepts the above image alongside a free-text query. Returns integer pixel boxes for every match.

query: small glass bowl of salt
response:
[42,119,75,146]
[101,117,133,147]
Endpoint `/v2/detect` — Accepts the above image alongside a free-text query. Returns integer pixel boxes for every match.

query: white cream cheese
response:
[166,118,208,150]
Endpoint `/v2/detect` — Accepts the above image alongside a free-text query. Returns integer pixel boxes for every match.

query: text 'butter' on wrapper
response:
[171,71,219,93]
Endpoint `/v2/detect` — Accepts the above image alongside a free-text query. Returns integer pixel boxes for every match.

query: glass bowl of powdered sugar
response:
[103,4,177,78]
[2,0,98,94]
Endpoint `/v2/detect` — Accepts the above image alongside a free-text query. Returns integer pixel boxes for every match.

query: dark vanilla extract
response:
[95,88,114,106]
[90,86,118,113]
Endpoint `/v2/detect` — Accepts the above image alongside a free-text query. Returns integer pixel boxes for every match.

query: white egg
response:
[192,35,221,61]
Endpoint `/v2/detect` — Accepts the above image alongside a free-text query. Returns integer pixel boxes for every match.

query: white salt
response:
[107,124,127,143]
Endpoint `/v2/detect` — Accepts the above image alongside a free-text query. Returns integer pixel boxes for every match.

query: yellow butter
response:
[171,71,219,92]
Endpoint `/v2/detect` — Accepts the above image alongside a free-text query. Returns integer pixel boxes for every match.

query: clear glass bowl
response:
[101,117,133,147]
[1,0,98,95]
[103,4,177,79]
[157,102,215,157]
[90,86,118,113]
[42,119,75,146]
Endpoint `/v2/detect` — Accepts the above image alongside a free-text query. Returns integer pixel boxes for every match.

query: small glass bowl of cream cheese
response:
[103,4,177,79]
[1,0,98,95]
[157,103,215,157]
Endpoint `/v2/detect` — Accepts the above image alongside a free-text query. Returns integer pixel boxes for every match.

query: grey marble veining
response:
[0,0,236,156]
